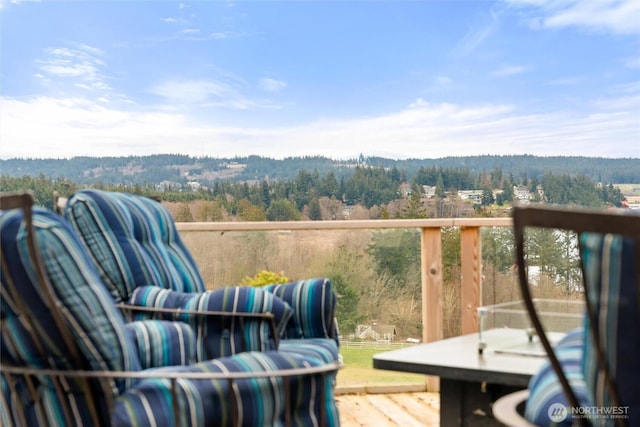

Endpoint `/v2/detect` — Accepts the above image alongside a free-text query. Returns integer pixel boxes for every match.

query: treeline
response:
[0,166,626,220]
[1,154,638,187]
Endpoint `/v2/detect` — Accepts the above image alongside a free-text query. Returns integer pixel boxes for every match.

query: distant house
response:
[342,206,354,219]
[457,190,483,204]
[187,181,202,191]
[223,161,246,169]
[514,185,531,201]
[355,323,398,342]
[399,182,412,198]
[422,185,436,198]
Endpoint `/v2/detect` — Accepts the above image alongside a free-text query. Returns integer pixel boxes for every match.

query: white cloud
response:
[435,75,453,85]
[505,0,640,35]
[37,45,112,93]
[624,55,640,69]
[452,6,505,57]
[0,0,26,9]
[492,65,528,78]
[548,76,585,86]
[1,94,637,160]
[148,78,283,110]
[149,80,236,103]
[258,78,287,93]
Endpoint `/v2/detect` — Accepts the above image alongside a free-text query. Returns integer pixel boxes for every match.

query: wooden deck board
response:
[365,394,426,427]
[388,392,440,425]
[336,392,439,427]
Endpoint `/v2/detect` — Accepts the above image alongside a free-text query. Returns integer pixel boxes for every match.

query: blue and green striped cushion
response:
[580,233,640,425]
[1,206,142,424]
[112,350,340,427]
[264,278,338,343]
[126,320,197,369]
[278,338,341,364]
[525,328,592,426]
[1,375,44,427]
[64,189,205,303]
[129,286,294,360]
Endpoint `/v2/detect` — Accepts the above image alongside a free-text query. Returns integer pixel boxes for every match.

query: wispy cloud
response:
[435,75,453,85]
[259,78,287,93]
[623,55,640,69]
[548,76,585,86]
[148,78,282,110]
[492,65,528,78]
[504,0,640,35]
[160,4,240,42]
[0,0,26,10]
[149,79,237,104]
[452,5,505,57]
[37,44,113,93]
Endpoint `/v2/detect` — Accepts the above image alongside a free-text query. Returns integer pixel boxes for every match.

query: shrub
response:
[241,270,289,287]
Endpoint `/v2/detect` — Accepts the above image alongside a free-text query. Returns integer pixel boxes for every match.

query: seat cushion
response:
[112,350,340,427]
[580,233,640,425]
[264,278,338,343]
[129,286,294,360]
[525,328,592,426]
[64,189,205,303]
[277,338,341,364]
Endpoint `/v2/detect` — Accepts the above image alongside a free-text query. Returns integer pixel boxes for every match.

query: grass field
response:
[616,183,640,195]
[336,347,425,387]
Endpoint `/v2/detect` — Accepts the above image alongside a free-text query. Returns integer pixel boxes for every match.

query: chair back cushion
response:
[1,207,141,423]
[264,278,338,343]
[580,233,640,424]
[64,189,205,303]
[129,286,293,360]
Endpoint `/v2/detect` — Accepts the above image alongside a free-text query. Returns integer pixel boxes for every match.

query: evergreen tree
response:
[308,197,322,220]
[481,188,494,206]
[435,174,445,198]
[266,199,300,221]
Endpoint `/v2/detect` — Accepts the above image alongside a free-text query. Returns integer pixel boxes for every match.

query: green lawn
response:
[337,347,425,387]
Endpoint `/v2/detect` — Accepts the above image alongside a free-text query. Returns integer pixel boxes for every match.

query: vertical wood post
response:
[421,227,443,392]
[460,227,482,335]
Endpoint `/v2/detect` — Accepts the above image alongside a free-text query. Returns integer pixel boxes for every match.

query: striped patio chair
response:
[62,189,340,365]
[0,191,341,426]
[493,205,640,427]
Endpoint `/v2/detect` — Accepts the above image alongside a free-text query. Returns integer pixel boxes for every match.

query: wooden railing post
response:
[460,226,482,335]
[421,227,443,392]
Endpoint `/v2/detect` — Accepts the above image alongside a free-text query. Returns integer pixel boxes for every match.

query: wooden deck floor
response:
[336,392,440,427]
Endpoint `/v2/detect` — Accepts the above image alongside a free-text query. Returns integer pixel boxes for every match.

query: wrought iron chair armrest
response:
[117,303,281,350]
[0,360,342,380]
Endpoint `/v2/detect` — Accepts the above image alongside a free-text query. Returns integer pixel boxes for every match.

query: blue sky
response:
[1,0,639,159]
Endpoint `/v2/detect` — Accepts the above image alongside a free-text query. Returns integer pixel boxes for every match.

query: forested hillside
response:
[0,155,630,218]
[1,154,638,187]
